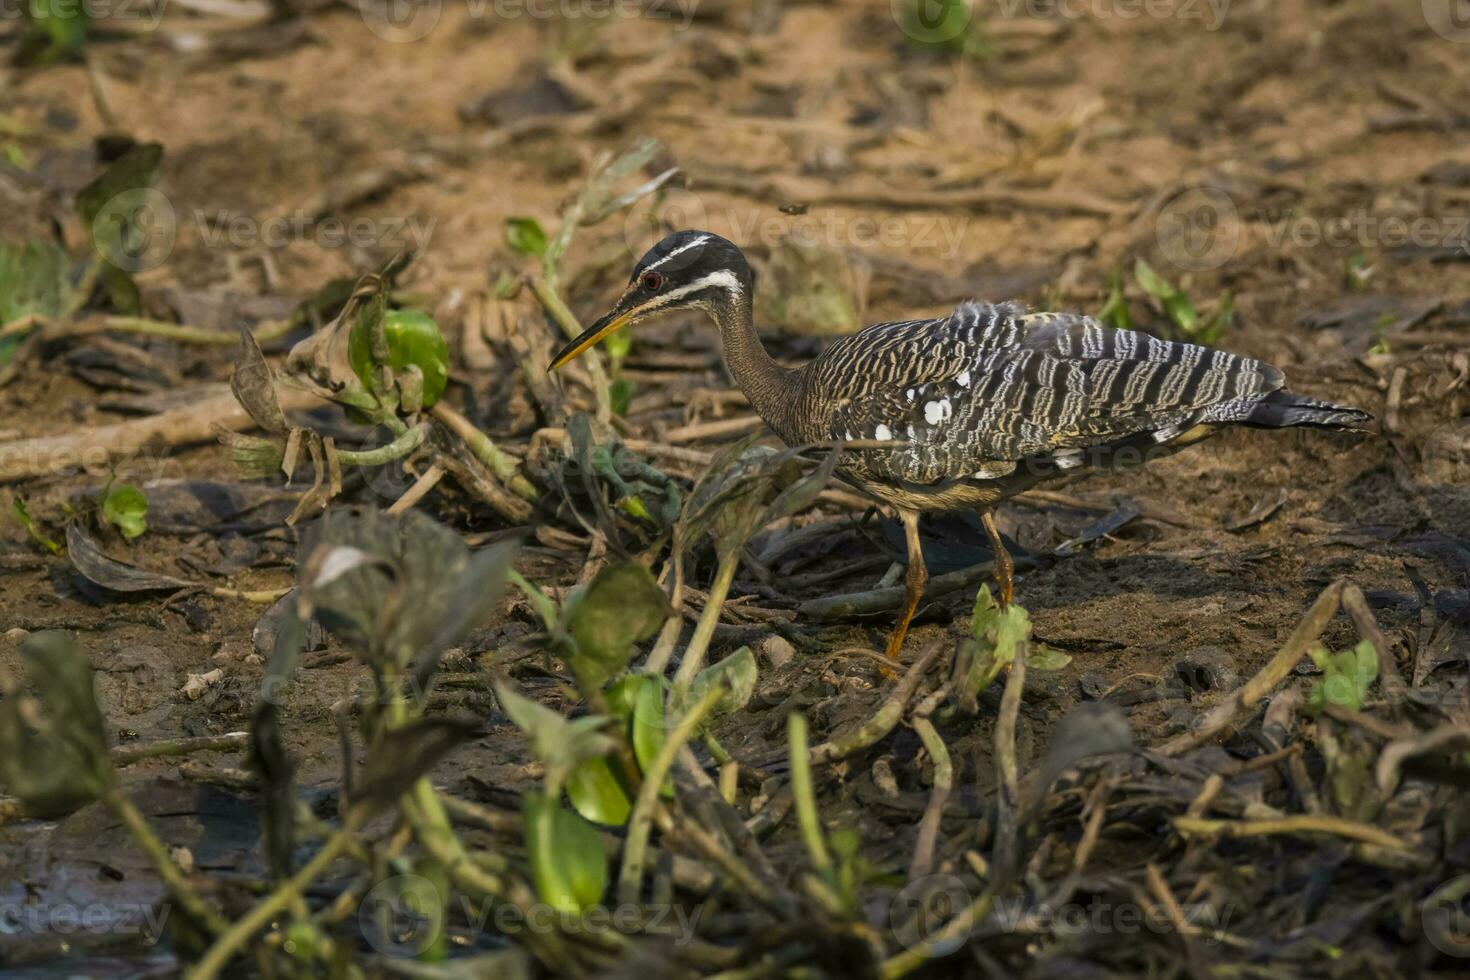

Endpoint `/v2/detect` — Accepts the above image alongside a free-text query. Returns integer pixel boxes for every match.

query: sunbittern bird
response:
[548,231,1373,659]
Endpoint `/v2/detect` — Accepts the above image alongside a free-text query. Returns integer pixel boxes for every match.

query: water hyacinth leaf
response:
[101,483,148,540]
[1026,645,1073,672]
[0,241,81,324]
[231,325,289,435]
[409,537,518,693]
[0,631,113,818]
[11,495,61,554]
[609,673,672,799]
[348,308,450,409]
[66,523,195,593]
[683,646,758,719]
[494,682,614,795]
[355,715,484,810]
[298,510,500,672]
[1133,257,1175,300]
[505,217,549,258]
[76,143,164,312]
[1307,640,1379,714]
[564,563,669,688]
[567,756,632,826]
[524,791,607,915]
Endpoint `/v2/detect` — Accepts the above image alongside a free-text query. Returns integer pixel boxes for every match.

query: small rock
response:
[4,628,30,643]
[759,634,796,669]
[181,669,224,700]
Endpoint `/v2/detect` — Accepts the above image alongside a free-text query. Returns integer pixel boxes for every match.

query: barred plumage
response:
[551,230,1374,659]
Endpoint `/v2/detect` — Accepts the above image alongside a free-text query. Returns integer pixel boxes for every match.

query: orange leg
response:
[884,510,927,660]
[980,509,1015,608]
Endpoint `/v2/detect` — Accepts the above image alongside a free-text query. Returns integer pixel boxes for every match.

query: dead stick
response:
[0,388,324,482]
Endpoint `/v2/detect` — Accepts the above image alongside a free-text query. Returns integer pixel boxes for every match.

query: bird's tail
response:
[1247,389,1375,430]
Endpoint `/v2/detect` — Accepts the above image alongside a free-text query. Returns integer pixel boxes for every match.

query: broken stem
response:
[429,402,538,501]
[333,422,428,467]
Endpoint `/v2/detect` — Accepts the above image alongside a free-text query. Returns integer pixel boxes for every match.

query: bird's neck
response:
[714,297,800,439]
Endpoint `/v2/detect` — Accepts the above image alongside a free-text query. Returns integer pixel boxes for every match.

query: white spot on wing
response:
[874,424,892,441]
[1153,424,1181,443]
[906,388,916,401]
[924,401,943,424]
[956,370,971,388]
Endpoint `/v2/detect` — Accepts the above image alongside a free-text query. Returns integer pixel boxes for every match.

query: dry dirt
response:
[1,0,1469,976]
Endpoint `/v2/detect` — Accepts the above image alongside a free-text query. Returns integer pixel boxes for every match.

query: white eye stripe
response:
[629,270,743,318]
[641,235,711,273]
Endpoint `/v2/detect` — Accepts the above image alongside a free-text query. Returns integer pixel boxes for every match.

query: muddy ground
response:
[2,0,1469,976]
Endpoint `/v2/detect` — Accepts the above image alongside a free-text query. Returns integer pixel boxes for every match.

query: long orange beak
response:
[547,308,633,371]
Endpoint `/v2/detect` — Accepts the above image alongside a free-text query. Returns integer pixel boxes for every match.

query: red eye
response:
[641,272,664,291]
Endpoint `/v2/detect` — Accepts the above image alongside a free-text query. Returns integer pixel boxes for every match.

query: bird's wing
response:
[811,302,1284,487]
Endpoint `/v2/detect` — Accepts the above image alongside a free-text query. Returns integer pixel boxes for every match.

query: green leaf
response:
[1307,640,1379,714]
[11,494,61,554]
[959,586,1033,705]
[17,0,88,64]
[299,510,514,673]
[1162,292,1199,335]
[347,308,449,410]
[1133,257,1176,300]
[566,756,632,826]
[100,483,148,540]
[609,377,637,417]
[76,144,164,310]
[1026,644,1072,672]
[524,791,607,914]
[683,646,758,719]
[0,631,113,817]
[508,569,558,632]
[505,218,549,258]
[563,563,669,690]
[495,682,614,796]
[0,240,81,325]
[609,673,672,800]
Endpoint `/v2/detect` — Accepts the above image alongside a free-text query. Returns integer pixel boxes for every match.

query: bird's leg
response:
[885,510,927,660]
[980,509,1015,608]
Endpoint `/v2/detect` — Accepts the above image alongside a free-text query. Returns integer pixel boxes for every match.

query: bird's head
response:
[548,230,751,371]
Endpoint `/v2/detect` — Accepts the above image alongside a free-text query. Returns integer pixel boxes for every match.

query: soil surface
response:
[1,0,1468,976]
